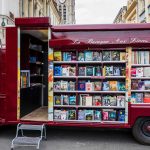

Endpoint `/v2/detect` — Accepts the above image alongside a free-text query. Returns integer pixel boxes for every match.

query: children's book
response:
[131,93,136,103]
[68,81,75,91]
[64,52,71,61]
[94,81,101,91]
[54,95,61,105]
[113,67,120,76]
[54,66,62,76]
[85,96,93,106]
[144,67,150,77]
[94,110,102,121]
[60,110,68,120]
[61,80,68,91]
[62,65,69,76]
[103,110,109,121]
[94,66,101,76]
[144,80,150,90]
[131,80,139,90]
[54,81,61,91]
[54,110,61,120]
[78,81,86,91]
[86,66,94,76]
[118,110,125,122]
[80,94,89,106]
[68,110,76,120]
[117,82,126,91]
[136,67,143,77]
[120,67,126,76]
[102,51,111,61]
[85,51,93,61]
[120,52,126,61]
[117,96,125,107]
[144,93,150,103]
[105,66,113,76]
[69,96,76,105]
[86,82,93,91]
[61,95,69,105]
[109,96,117,106]
[93,96,102,106]
[78,67,86,76]
[69,67,76,76]
[131,68,136,77]
[103,81,110,91]
[78,52,84,61]
[108,110,116,121]
[85,110,94,120]
[102,96,111,106]
[71,52,76,61]
[78,110,85,120]
[138,81,145,90]
[112,51,120,61]
[54,51,62,61]
[109,81,118,91]
[135,93,143,103]
[93,52,101,61]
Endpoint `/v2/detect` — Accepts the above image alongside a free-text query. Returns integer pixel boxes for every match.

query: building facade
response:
[55,0,75,24]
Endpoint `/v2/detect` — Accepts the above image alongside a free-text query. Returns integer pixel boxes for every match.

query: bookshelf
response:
[131,49,150,104]
[53,49,127,123]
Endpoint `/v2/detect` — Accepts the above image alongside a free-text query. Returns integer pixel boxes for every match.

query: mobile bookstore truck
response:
[1,17,150,144]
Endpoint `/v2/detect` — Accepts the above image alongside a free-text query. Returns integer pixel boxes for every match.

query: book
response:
[85,110,94,120]
[86,66,94,76]
[71,52,76,61]
[69,66,76,76]
[120,67,126,76]
[62,65,69,76]
[78,52,84,61]
[78,110,85,120]
[131,80,139,90]
[68,81,75,91]
[69,96,76,105]
[102,96,111,106]
[54,81,61,91]
[108,110,116,121]
[131,68,136,77]
[78,67,86,76]
[117,82,126,91]
[86,82,93,91]
[54,51,62,61]
[144,80,150,90]
[85,96,93,106]
[131,93,136,103]
[63,52,71,61]
[85,51,93,61]
[105,66,113,76]
[135,93,143,103]
[136,67,143,77]
[112,51,120,61]
[144,93,150,103]
[138,81,145,90]
[54,110,61,120]
[61,95,69,105]
[61,80,68,91]
[109,96,117,106]
[144,67,150,77]
[54,95,61,105]
[60,110,68,120]
[94,110,102,120]
[118,110,125,122]
[93,96,102,106]
[102,51,111,61]
[109,81,118,91]
[93,52,101,61]
[54,66,62,76]
[120,52,126,61]
[113,67,120,76]
[94,66,101,76]
[103,81,110,91]
[117,96,125,107]
[94,81,101,91]
[68,110,76,120]
[78,81,86,91]
[103,110,109,121]
[80,94,89,106]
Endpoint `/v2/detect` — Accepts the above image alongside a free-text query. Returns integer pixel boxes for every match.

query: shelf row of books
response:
[54,94,125,107]
[54,80,126,91]
[132,51,150,64]
[54,51,126,62]
[131,80,150,90]
[131,93,150,103]
[54,109,125,122]
[131,67,150,77]
[21,70,30,88]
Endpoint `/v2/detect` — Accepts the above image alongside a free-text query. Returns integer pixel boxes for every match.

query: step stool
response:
[11,123,46,150]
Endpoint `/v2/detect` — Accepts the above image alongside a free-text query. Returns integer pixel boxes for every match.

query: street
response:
[0,126,150,150]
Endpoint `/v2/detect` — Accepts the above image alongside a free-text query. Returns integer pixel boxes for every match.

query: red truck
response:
[1,17,150,144]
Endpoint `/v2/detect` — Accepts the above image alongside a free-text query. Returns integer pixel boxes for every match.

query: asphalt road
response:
[0,126,150,150]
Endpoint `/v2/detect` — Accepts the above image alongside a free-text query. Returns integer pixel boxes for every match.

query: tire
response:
[132,117,150,145]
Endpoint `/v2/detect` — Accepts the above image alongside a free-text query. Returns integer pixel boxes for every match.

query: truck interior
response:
[20,28,49,121]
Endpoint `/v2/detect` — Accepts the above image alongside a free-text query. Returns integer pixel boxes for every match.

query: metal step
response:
[18,124,44,131]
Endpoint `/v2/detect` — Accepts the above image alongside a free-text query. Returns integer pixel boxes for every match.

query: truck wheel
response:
[132,117,150,145]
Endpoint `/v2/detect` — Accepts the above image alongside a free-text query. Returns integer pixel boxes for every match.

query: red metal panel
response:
[6,27,18,122]
[15,17,51,27]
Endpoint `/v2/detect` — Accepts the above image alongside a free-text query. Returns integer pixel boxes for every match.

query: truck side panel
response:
[6,27,18,123]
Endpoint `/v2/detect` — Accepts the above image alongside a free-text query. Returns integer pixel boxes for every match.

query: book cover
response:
[136,67,143,77]
[141,51,145,64]
[68,81,75,91]
[131,80,139,90]
[102,51,111,61]
[85,51,93,61]
[68,110,76,120]
[135,93,143,103]
[78,52,84,61]
[138,81,145,90]
[61,80,68,91]
[113,67,120,76]
[54,95,61,105]
[105,66,113,76]
[69,67,76,76]
[94,110,102,120]
[78,67,86,76]
[102,96,111,106]
[85,96,93,106]
[120,52,126,61]
[144,93,150,103]
[80,94,89,106]
[86,66,94,76]
[61,95,69,105]
[93,52,101,61]
[103,81,110,91]
[65,52,72,61]
[144,80,150,90]
[109,81,118,91]
[93,96,102,106]
[60,110,68,120]
[54,51,62,61]
[117,82,126,91]
[108,110,116,121]
[54,110,61,120]
[131,68,136,77]
[78,81,86,91]
[78,110,85,120]
[112,51,120,61]
[103,110,109,121]
[69,96,76,105]
[71,52,76,61]
[144,67,150,77]
[94,81,101,91]
[118,110,125,122]
[120,67,126,76]
[109,96,117,106]
[94,66,102,76]
[86,82,93,91]
[131,93,136,103]
[117,96,125,107]
[54,81,61,91]
[54,66,62,76]
[85,110,94,120]
[62,65,69,76]
[144,51,149,64]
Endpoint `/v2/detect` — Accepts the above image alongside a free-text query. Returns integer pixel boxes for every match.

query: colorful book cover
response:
[86,82,93,91]
[54,51,62,61]
[144,80,150,90]
[131,68,136,77]
[93,96,102,106]
[135,93,143,103]
[144,93,150,103]
[54,81,61,91]
[54,110,61,120]
[93,52,101,61]
[65,52,72,61]
[94,81,101,91]
[113,67,120,76]
[102,51,111,61]
[78,67,86,76]
[118,110,125,122]
[120,67,126,76]
[144,67,150,77]
[85,110,94,120]
[78,81,86,91]
[105,66,113,76]
[54,66,62,76]
[61,95,69,105]
[69,96,76,105]
[136,67,143,77]
[94,110,102,120]
[138,81,145,90]
[94,66,102,76]
[117,96,125,107]
[85,96,93,106]
[60,110,68,120]
[103,81,110,91]
[80,94,89,106]
[131,93,136,103]
[120,52,126,61]
[117,82,126,91]
[86,66,94,76]
[85,51,93,61]
[102,96,111,106]
[62,65,69,76]
[109,81,118,91]
[131,80,139,90]
[112,51,120,61]
[78,52,84,61]
[103,110,109,121]
[61,80,68,91]
[71,52,76,61]
[78,110,85,120]
[108,110,116,121]
[109,96,117,106]
[68,110,76,120]
[68,81,75,91]
[69,67,76,76]
[54,95,61,105]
